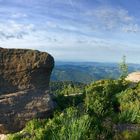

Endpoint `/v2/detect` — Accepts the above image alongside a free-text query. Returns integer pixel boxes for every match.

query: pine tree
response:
[119,55,128,79]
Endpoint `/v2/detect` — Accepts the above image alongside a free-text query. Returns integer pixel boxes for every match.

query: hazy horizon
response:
[55,60,140,65]
[0,0,140,63]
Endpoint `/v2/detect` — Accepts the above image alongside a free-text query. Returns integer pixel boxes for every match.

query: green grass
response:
[8,79,140,140]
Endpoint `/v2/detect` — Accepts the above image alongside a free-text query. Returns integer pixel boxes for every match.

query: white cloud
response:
[0,20,35,40]
[122,24,139,33]
[86,6,139,32]
[46,21,58,28]
[117,9,133,22]
[11,13,28,18]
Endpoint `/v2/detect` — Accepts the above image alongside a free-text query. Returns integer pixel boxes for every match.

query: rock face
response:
[0,48,55,134]
[126,72,140,83]
[0,48,54,93]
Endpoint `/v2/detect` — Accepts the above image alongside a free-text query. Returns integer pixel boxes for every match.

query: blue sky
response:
[0,0,140,63]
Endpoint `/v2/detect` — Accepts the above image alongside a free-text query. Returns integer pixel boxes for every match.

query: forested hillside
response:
[51,62,140,83]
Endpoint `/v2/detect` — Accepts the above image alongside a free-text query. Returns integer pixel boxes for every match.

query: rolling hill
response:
[51,62,140,83]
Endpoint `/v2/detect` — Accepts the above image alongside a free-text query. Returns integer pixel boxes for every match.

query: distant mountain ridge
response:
[51,62,140,83]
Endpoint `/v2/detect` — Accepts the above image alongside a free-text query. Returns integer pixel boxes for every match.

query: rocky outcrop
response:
[0,48,55,134]
[0,48,54,94]
[126,72,140,83]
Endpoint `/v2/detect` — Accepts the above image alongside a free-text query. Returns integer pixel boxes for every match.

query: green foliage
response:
[84,79,128,139]
[8,107,91,140]
[114,130,140,140]
[85,90,113,118]
[51,81,85,111]
[8,134,21,140]
[54,94,84,111]
[59,84,82,95]
[50,81,85,95]
[85,79,129,117]
[117,88,140,123]
[119,56,128,79]
[84,79,140,139]
[48,108,91,140]
[8,79,140,140]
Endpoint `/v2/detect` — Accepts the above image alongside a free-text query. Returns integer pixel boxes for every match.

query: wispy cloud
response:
[0,0,140,63]
[86,6,139,32]
[0,20,35,40]
[122,24,139,33]
[11,12,28,18]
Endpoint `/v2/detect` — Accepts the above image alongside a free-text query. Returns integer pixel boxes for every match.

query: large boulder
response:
[0,48,55,134]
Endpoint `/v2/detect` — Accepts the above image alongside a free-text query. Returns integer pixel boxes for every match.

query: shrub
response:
[117,89,140,123]
[8,107,91,140]
[114,130,140,140]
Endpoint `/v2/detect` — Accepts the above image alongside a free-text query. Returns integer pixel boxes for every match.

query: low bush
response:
[8,79,140,140]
